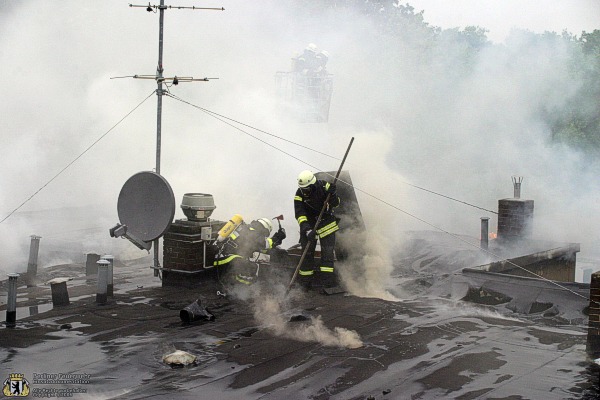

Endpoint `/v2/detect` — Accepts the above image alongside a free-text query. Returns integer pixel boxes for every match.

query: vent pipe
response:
[96,259,109,305]
[26,235,41,287]
[480,217,490,249]
[512,176,523,199]
[6,273,19,328]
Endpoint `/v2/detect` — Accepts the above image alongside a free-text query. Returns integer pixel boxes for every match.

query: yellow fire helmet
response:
[298,170,316,188]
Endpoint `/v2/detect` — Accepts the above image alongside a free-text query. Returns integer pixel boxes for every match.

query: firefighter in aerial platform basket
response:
[212,215,286,286]
[294,170,341,289]
[293,43,319,75]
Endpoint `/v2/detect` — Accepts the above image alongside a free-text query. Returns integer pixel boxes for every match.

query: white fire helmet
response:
[298,170,316,188]
[306,43,318,53]
[320,50,330,59]
[256,218,273,234]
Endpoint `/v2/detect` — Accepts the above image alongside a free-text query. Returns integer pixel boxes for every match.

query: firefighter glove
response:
[306,229,316,241]
[328,183,337,196]
[271,228,286,246]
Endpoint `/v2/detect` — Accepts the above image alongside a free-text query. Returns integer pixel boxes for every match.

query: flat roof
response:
[0,250,595,399]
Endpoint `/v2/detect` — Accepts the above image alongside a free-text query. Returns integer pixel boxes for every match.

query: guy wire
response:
[0,90,156,225]
[166,93,497,215]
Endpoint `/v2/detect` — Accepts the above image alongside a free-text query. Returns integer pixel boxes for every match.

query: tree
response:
[551,30,600,153]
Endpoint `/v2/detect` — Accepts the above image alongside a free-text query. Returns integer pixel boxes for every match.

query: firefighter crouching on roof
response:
[294,170,341,289]
[213,217,286,286]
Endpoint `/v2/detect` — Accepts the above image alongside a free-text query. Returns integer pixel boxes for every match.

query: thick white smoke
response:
[0,1,598,288]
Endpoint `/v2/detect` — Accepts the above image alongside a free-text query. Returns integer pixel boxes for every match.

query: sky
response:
[0,0,599,284]
[408,0,600,43]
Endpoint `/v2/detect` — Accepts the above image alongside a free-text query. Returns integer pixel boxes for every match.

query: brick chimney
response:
[497,176,534,241]
[587,271,600,357]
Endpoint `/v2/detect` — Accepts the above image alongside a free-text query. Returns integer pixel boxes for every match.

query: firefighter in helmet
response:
[294,43,319,75]
[294,170,341,289]
[213,217,286,286]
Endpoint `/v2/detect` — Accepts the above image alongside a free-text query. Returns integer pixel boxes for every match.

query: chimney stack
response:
[497,176,534,241]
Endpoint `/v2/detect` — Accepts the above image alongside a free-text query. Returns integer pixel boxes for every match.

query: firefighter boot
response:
[295,274,313,291]
[315,269,338,289]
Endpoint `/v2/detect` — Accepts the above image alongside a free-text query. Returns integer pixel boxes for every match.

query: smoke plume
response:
[1,0,598,286]
[252,292,363,349]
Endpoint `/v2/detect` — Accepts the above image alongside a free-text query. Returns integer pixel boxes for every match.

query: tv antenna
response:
[114,1,224,275]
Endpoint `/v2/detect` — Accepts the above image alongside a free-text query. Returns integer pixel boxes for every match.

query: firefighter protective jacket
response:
[294,180,341,238]
[213,222,275,266]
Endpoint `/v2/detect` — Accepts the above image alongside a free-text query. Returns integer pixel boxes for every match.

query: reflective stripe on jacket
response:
[294,179,340,236]
[213,254,243,266]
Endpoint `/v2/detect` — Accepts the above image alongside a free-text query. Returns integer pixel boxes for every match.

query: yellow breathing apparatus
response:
[217,214,243,242]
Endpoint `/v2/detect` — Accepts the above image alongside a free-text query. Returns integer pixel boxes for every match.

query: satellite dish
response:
[110,171,175,250]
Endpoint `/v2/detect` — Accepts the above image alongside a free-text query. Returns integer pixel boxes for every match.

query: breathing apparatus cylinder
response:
[217,214,243,242]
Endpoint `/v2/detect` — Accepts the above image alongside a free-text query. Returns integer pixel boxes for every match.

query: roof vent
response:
[181,193,216,222]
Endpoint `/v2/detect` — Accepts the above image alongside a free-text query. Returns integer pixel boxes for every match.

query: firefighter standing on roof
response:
[294,170,341,289]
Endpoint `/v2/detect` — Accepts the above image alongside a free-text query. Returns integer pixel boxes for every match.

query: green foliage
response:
[287,2,599,154]
[550,30,600,154]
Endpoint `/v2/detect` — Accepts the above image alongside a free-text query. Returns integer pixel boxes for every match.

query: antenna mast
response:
[124,1,224,275]
[156,0,165,175]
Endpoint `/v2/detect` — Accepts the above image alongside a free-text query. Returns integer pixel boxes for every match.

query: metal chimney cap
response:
[511,175,523,199]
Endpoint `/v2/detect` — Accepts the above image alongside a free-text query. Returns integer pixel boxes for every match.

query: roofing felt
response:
[0,241,597,399]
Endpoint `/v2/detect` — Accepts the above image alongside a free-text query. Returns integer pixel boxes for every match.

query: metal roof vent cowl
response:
[181,193,216,222]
